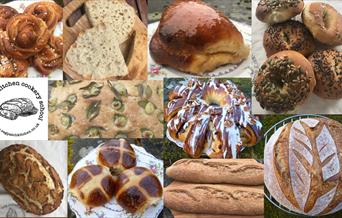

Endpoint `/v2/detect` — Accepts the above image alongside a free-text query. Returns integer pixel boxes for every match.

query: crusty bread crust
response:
[0,144,64,215]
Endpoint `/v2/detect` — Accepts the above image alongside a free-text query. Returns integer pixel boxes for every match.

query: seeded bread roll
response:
[263,20,315,57]
[302,2,342,46]
[254,50,315,113]
[256,0,304,24]
[0,144,64,215]
[166,159,264,185]
[308,49,342,99]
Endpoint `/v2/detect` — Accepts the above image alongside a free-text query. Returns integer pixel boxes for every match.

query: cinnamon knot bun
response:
[0,14,50,59]
[0,6,18,31]
[24,1,63,33]
[33,35,63,75]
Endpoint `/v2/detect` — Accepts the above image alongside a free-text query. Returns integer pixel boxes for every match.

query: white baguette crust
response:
[166,159,264,185]
[85,0,135,43]
[66,24,128,79]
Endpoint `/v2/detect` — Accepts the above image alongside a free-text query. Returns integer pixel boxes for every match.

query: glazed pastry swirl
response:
[0,14,50,59]
[33,36,63,75]
[24,2,63,32]
[0,6,18,31]
[0,54,28,77]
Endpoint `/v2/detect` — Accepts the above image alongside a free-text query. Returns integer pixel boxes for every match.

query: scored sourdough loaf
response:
[164,181,264,215]
[166,159,264,185]
[65,24,128,79]
[0,144,64,215]
[171,210,264,218]
[85,0,135,44]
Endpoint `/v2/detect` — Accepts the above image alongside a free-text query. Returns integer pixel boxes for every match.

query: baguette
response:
[166,159,264,185]
[164,182,264,215]
[171,210,264,218]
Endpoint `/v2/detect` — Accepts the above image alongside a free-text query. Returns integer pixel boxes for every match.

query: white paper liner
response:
[68,144,164,218]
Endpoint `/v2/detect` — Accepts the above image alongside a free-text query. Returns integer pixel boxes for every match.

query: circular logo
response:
[0,81,46,137]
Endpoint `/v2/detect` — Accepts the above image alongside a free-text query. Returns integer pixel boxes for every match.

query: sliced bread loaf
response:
[85,0,136,43]
[65,24,128,79]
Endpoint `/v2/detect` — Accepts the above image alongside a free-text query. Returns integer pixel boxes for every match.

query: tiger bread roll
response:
[0,144,64,215]
[69,165,116,208]
[166,159,264,185]
[114,167,163,214]
[264,117,342,216]
[164,182,264,215]
[171,210,264,218]
[97,138,136,173]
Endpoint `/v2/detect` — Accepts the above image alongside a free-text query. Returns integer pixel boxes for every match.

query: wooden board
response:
[63,0,147,80]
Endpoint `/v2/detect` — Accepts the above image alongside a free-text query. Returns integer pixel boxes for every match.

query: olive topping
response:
[80,82,103,98]
[112,98,124,112]
[141,128,154,138]
[113,114,128,127]
[86,126,105,138]
[87,100,101,121]
[60,113,73,129]
[48,124,59,135]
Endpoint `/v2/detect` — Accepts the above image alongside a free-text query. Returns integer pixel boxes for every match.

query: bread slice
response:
[65,24,128,79]
[85,0,135,43]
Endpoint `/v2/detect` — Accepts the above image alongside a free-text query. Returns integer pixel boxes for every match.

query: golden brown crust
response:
[254,50,315,113]
[0,54,28,77]
[24,1,63,33]
[0,14,50,59]
[150,0,249,74]
[97,139,136,172]
[0,144,64,215]
[302,2,342,46]
[0,6,18,31]
[263,20,315,57]
[33,35,63,75]
[256,0,304,24]
[308,49,342,99]
[69,165,116,208]
[171,210,264,218]
[165,181,264,215]
[115,167,163,214]
[271,118,342,215]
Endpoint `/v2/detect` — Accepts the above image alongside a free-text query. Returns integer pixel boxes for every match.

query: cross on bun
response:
[69,165,116,208]
[97,139,137,172]
[256,0,304,24]
[149,0,249,75]
[114,167,163,214]
[302,2,342,46]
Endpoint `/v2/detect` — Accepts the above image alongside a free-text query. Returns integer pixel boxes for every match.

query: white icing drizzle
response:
[167,79,262,158]
[289,121,312,210]
[316,125,340,181]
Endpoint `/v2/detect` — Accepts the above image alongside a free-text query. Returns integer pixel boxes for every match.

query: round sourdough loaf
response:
[0,144,64,215]
[264,118,342,215]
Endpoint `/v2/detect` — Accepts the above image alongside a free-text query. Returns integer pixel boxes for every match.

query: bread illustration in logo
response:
[0,98,38,120]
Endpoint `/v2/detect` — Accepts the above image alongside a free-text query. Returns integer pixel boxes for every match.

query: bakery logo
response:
[0,81,46,137]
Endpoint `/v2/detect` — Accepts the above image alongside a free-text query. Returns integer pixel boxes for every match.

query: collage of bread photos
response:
[0,0,341,218]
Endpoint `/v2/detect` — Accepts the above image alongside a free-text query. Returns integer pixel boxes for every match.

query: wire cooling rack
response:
[263,114,328,216]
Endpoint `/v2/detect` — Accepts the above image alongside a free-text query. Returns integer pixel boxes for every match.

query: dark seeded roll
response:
[263,20,315,57]
[308,49,342,99]
[254,50,315,113]
[256,0,304,24]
